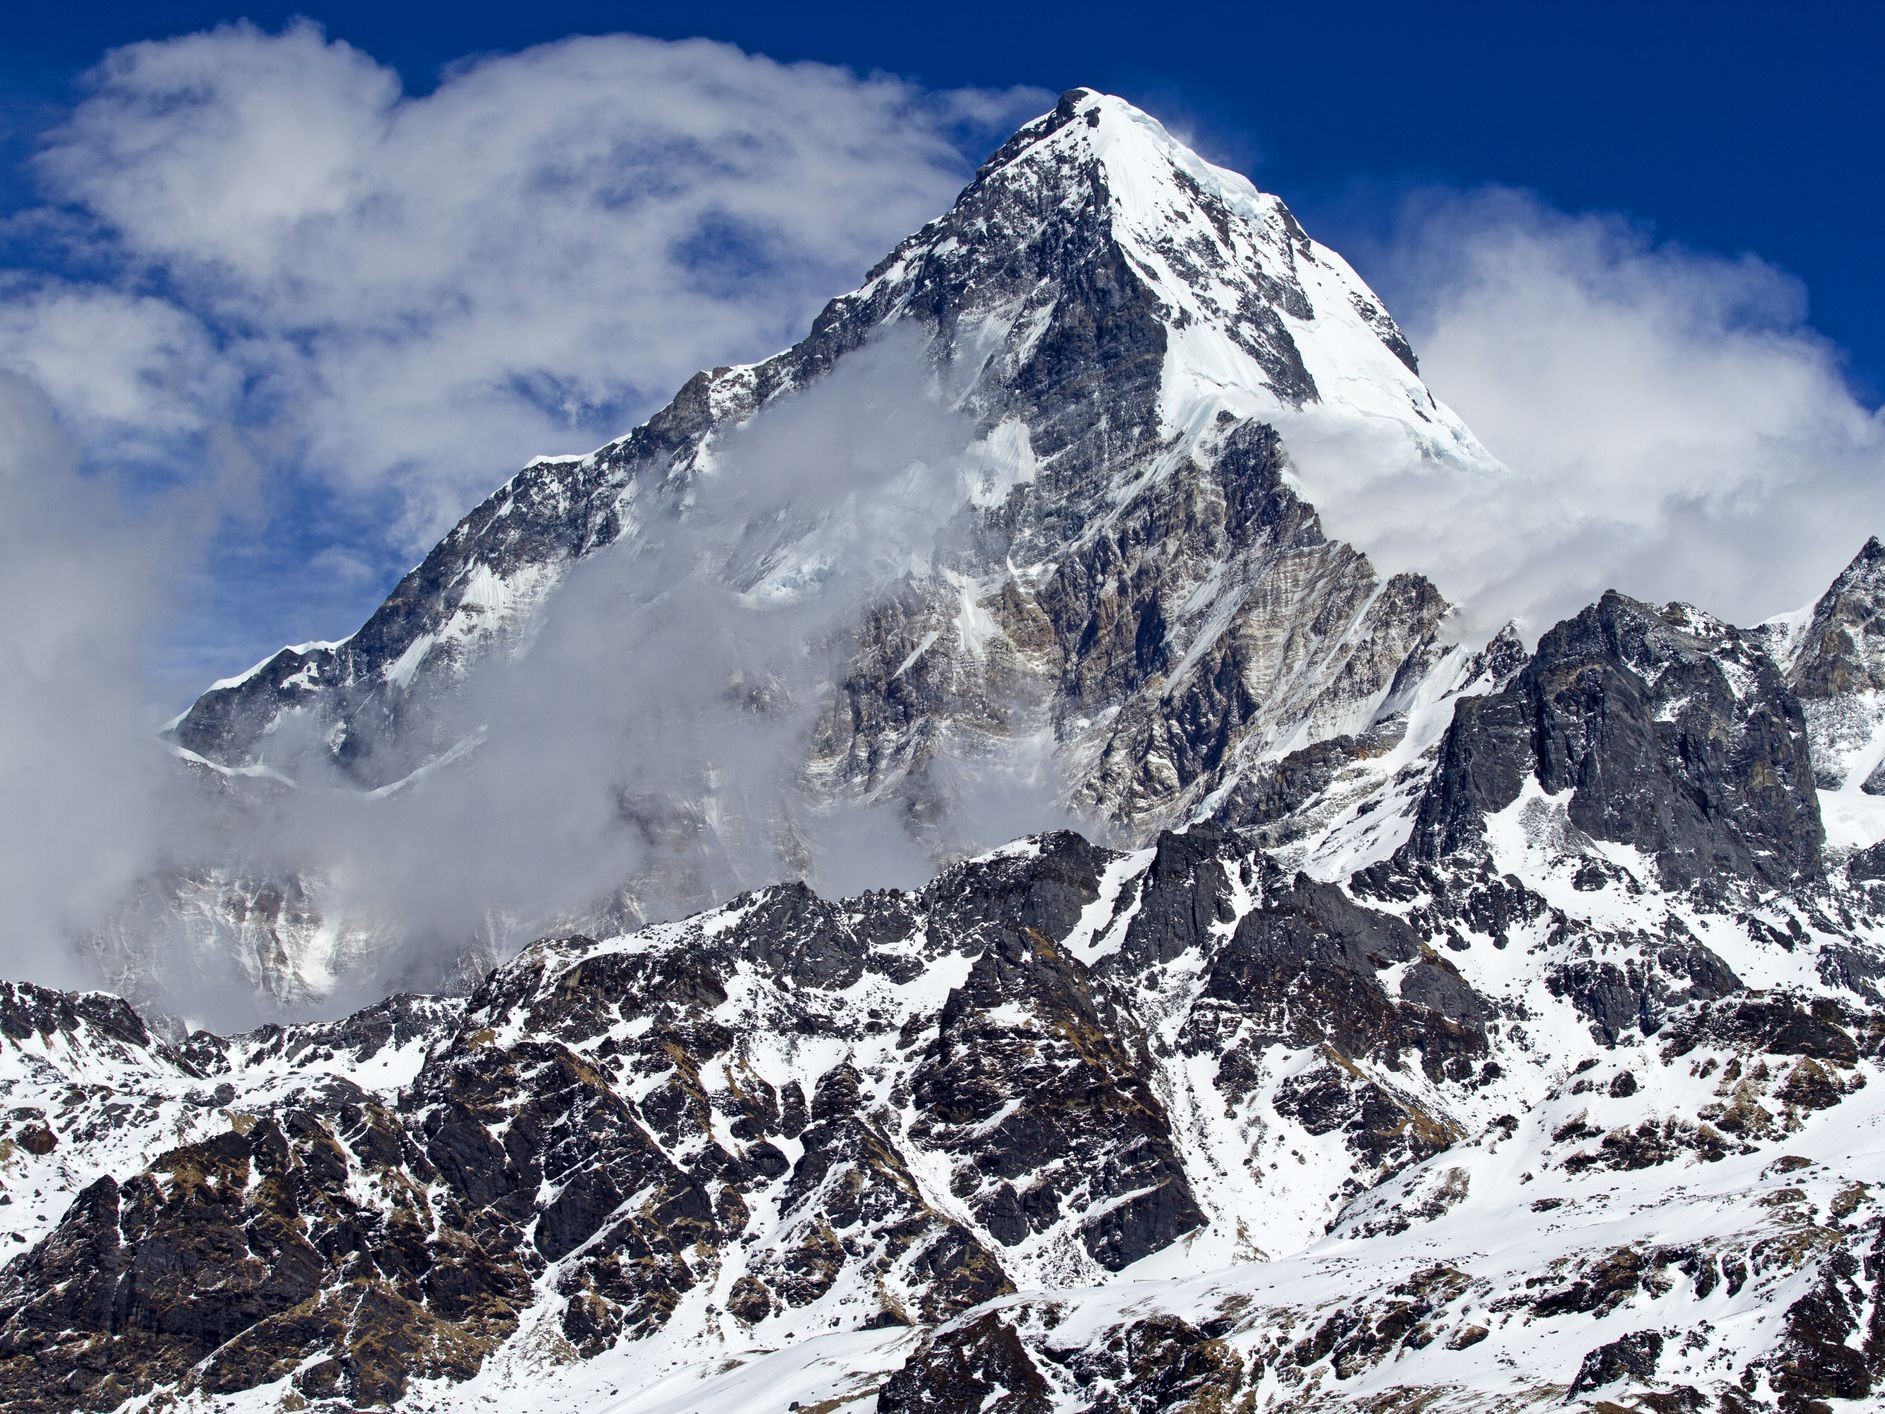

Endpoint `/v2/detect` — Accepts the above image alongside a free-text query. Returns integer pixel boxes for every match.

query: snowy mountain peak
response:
[150,89,1503,1012]
[863,87,1487,464]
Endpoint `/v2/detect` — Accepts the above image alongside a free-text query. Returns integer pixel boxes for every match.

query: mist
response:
[173,325,1078,1020]
[1288,188,1885,644]
[0,375,210,988]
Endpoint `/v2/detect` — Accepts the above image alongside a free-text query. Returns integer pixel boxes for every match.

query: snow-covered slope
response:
[9,573,1885,1409]
[1759,537,1885,857]
[6,794,1885,1407]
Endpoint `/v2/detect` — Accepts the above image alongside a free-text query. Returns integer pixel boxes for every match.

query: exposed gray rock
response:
[1411,591,1823,892]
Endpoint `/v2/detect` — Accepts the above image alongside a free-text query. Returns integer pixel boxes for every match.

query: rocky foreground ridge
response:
[7,568,1885,1410]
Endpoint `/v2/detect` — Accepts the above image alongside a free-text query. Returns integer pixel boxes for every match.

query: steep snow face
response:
[141,90,1507,1012]
[844,89,1487,460]
[999,93,1484,462]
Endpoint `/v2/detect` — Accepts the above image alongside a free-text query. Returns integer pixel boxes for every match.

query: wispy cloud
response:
[1292,188,1885,639]
[0,23,1047,1007]
[7,21,1042,660]
[226,326,1047,1010]
[0,374,199,985]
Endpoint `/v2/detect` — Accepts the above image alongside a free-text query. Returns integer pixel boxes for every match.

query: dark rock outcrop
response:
[1412,592,1823,892]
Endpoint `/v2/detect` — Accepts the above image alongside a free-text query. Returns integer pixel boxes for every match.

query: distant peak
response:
[1825,535,1885,598]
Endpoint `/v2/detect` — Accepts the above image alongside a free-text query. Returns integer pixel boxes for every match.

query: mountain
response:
[133,89,1498,1016]
[8,89,1885,1412]
[172,89,1484,799]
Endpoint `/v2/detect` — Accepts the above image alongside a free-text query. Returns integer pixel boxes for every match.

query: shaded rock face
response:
[1412,592,1823,891]
[878,1311,1054,1414]
[1545,940,1744,1044]
[1569,1329,1664,1394]
[0,1120,503,1411]
[0,984,155,1053]
[1188,868,1488,1079]
[910,922,1207,1268]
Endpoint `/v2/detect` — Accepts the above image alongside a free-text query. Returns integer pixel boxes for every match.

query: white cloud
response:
[0,281,227,455]
[1292,188,1885,639]
[26,22,1045,543]
[0,373,197,985]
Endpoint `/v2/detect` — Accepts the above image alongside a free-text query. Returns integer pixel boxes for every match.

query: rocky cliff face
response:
[172,91,1475,797]
[1760,537,1885,794]
[1413,592,1824,893]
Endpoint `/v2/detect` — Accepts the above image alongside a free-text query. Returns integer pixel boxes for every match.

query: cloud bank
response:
[176,327,1079,1022]
[1292,188,1885,640]
[0,24,1046,1010]
[0,375,201,988]
[8,22,1042,661]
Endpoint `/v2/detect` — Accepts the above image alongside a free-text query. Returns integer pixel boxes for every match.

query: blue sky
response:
[0,2,1881,703]
[9,0,1878,388]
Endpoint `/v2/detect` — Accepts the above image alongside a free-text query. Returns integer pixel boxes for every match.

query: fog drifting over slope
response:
[254,327,1068,983]
[23,331,1080,1026]
[0,376,208,988]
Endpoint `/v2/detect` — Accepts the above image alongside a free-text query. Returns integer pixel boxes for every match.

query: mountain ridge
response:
[171,89,1485,790]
